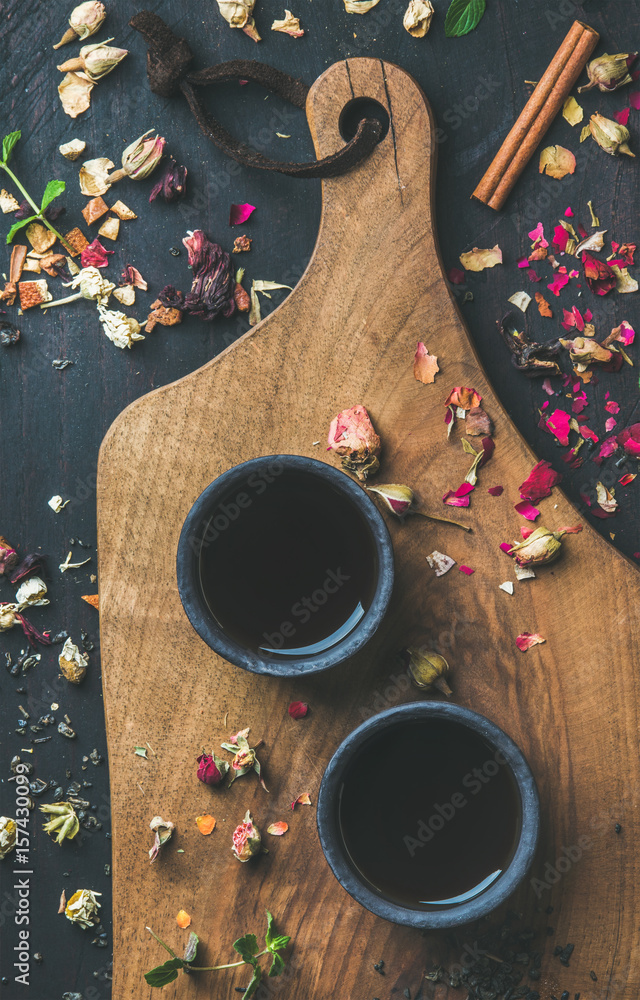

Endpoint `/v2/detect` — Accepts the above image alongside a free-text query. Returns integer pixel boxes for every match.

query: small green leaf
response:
[269,934,290,952]
[6,215,37,244]
[264,911,275,949]
[2,131,21,164]
[243,964,263,999]
[268,951,285,977]
[144,958,184,988]
[40,179,66,211]
[183,931,199,964]
[444,0,486,37]
[233,933,259,965]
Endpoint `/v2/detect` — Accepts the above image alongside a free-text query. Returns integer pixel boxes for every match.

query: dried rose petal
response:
[539,145,576,178]
[58,72,94,118]
[442,482,474,507]
[535,292,553,317]
[444,387,482,410]
[458,565,475,576]
[545,409,571,446]
[426,550,456,576]
[288,701,308,719]
[617,423,640,457]
[487,486,503,496]
[466,405,492,437]
[0,538,18,576]
[519,460,561,502]
[448,267,466,284]
[459,245,502,272]
[229,203,256,226]
[267,821,289,835]
[582,252,616,295]
[195,814,216,835]
[149,158,187,203]
[176,910,191,928]
[413,342,439,384]
[80,239,113,269]
[516,632,546,652]
[514,500,540,521]
[9,553,45,584]
[291,792,312,810]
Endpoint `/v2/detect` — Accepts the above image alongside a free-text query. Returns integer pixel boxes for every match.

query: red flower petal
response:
[488,485,504,496]
[288,701,308,720]
[614,108,631,126]
[447,267,466,284]
[80,239,113,269]
[514,500,540,521]
[229,203,256,226]
[458,565,475,575]
[443,482,475,507]
[630,91,640,110]
[605,400,620,414]
[519,460,562,503]
[545,409,571,446]
[516,632,546,652]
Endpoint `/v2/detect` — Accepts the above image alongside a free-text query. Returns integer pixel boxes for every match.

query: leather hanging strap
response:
[129,11,383,179]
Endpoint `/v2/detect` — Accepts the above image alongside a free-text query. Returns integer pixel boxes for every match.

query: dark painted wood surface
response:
[0,1,638,997]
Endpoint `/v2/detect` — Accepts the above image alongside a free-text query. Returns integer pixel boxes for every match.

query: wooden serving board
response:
[97,58,640,999]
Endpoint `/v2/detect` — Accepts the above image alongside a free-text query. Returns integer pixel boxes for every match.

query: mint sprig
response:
[1,131,73,252]
[144,910,289,991]
[444,0,486,37]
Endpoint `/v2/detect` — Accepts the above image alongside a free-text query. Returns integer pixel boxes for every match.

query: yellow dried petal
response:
[98,216,120,241]
[58,72,94,118]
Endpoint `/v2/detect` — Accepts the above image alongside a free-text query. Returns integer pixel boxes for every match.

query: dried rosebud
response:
[588,113,635,157]
[53,2,106,49]
[402,648,452,695]
[57,40,128,82]
[65,889,102,928]
[183,230,236,321]
[15,576,48,607]
[196,751,228,786]
[59,637,89,684]
[40,802,80,844]
[617,423,640,458]
[579,52,637,93]
[233,746,256,771]
[0,817,16,860]
[327,404,381,481]
[559,336,612,369]
[149,816,175,862]
[109,130,167,183]
[403,0,434,37]
[0,537,18,576]
[367,483,414,518]
[507,524,582,567]
[232,809,262,862]
[149,158,187,203]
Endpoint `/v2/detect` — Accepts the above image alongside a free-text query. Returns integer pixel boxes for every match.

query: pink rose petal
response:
[615,107,631,126]
[514,500,540,521]
[546,409,571,446]
[519,460,562,502]
[564,206,574,217]
[229,203,256,226]
[458,565,475,576]
[605,417,617,433]
[448,267,466,284]
[516,632,546,652]
[605,400,620,414]
[547,273,570,296]
[630,91,640,110]
[488,485,504,496]
[443,482,475,507]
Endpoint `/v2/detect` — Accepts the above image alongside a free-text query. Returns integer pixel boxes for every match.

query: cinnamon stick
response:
[472,21,599,211]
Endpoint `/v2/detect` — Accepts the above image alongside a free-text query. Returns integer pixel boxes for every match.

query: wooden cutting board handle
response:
[98,58,640,999]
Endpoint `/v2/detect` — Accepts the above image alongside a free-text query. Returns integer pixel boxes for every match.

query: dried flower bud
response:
[327,404,381,481]
[217,0,261,40]
[65,889,102,928]
[578,52,637,93]
[234,281,250,312]
[183,230,236,321]
[0,603,18,632]
[196,751,228,786]
[15,576,48,607]
[367,483,414,518]
[57,40,128,82]
[0,817,16,859]
[53,1,106,49]
[507,524,582,567]
[149,158,187,203]
[149,816,175,862]
[233,746,256,771]
[59,637,89,684]
[97,305,145,350]
[47,266,115,309]
[403,0,434,37]
[0,537,18,576]
[402,648,452,695]
[40,802,80,844]
[109,130,167,183]
[559,336,612,370]
[232,809,262,862]
[588,113,635,157]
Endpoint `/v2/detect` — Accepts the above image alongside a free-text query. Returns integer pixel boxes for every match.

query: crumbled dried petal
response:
[113,284,135,306]
[516,632,546,651]
[444,386,482,410]
[98,216,120,241]
[458,565,474,575]
[544,408,571,446]
[519,460,562,502]
[145,300,182,332]
[81,238,113,268]
[110,200,137,220]
[443,482,474,507]
[232,810,262,862]
[0,189,20,213]
[267,821,289,836]
[465,405,492,436]
[97,305,144,349]
[81,196,109,225]
[327,404,381,481]
[539,145,576,179]
[18,279,51,310]
[611,265,639,293]
[508,290,531,312]
[149,816,175,862]
[426,550,456,576]
[488,485,503,496]
[559,336,612,369]
[233,235,252,253]
[196,814,216,835]
[39,253,67,277]
[58,72,94,118]
[120,265,147,290]
[344,0,381,10]
[291,792,312,810]
[0,538,18,576]
[0,818,16,859]
[562,96,584,125]
[79,157,114,197]
[617,423,640,457]
[595,481,618,515]
[59,139,87,161]
[25,223,57,254]
[288,701,308,719]
[271,10,304,36]
[217,0,256,29]
[59,637,88,684]
[65,889,101,928]
[499,581,514,595]
[413,342,439,383]
[149,158,187,203]
[81,594,99,608]
[459,245,502,271]
[63,227,89,256]
[15,576,48,607]
[403,0,434,36]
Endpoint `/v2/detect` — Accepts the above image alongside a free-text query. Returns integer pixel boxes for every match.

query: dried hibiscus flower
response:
[149,158,187,203]
[80,239,113,269]
[182,230,236,320]
[327,404,380,480]
[498,314,561,376]
[232,810,262,862]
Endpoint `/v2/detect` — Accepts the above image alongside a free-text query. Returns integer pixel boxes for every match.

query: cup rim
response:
[316,702,540,929]
[176,454,394,677]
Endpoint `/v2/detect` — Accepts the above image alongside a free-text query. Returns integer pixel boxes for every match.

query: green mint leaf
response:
[264,910,275,949]
[40,178,65,211]
[268,951,285,978]
[6,215,37,244]
[269,934,290,952]
[243,963,263,999]
[2,131,21,164]
[233,933,259,964]
[444,0,486,36]
[144,958,184,988]
[183,931,199,964]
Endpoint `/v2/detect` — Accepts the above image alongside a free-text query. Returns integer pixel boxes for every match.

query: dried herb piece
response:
[18,279,52,310]
[149,158,187,203]
[327,404,381,481]
[65,889,102,927]
[110,199,137,220]
[59,139,86,160]
[40,802,80,843]
[498,313,561,376]
[402,648,452,695]
[233,235,252,253]
[232,810,262,862]
[54,2,106,48]
[0,817,16,859]
[149,816,175,862]
[145,299,183,332]
[182,230,236,320]
[271,10,304,36]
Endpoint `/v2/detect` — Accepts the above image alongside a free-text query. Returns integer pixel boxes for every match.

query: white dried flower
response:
[0,818,16,859]
[97,305,145,349]
[65,889,102,928]
[15,576,49,607]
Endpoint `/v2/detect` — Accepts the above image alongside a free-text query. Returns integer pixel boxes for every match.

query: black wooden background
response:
[1,0,637,997]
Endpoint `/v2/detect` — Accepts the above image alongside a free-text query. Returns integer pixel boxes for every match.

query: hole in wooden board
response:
[339,97,390,143]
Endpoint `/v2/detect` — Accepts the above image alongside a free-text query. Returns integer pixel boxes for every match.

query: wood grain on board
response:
[97,58,640,999]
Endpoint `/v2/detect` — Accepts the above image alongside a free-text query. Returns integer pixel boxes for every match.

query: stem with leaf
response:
[1,131,74,253]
